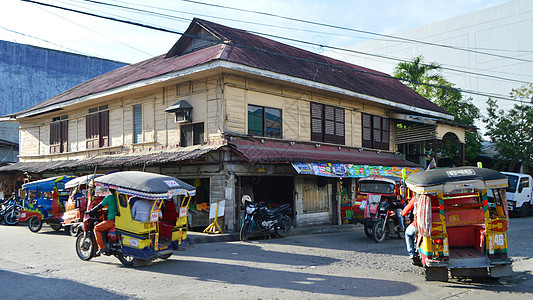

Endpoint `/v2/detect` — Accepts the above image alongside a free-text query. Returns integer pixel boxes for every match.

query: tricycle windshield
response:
[359,181,395,194]
[505,174,518,193]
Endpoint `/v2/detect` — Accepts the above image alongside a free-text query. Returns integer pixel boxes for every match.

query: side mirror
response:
[241,195,251,206]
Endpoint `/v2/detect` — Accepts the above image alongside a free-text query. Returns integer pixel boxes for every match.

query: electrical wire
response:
[20,0,531,105]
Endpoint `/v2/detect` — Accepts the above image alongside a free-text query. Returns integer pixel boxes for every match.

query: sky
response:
[0,0,513,64]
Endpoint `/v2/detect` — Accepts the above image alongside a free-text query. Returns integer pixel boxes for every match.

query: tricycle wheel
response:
[75,234,95,261]
[240,221,251,242]
[372,219,386,243]
[364,224,373,237]
[50,223,62,231]
[28,217,43,233]
[4,209,19,225]
[117,253,135,267]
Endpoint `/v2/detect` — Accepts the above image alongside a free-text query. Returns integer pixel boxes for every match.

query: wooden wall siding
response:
[247,90,283,108]
[109,107,123,148]
[283,97,299,140]
[294,176,332,226]
[247,78,282,95]
[298,101,311,141]
[225,86,246,134]
[351,111,362,148]
[123,104,133,145]
[40,125,49,155]
[20,126,40,156]
[142,101,155,143]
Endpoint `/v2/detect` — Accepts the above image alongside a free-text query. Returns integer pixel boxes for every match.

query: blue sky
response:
[0,0,512,64]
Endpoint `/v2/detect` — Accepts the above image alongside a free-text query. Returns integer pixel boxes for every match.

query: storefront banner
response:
[292,162,423,178]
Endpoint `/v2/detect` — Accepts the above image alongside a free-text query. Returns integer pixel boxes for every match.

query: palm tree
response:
[393,55,441,97]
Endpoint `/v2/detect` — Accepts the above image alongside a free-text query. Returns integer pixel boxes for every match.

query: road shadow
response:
[135,258,418,297]
[443,271,533,295]
[0,270,129,299]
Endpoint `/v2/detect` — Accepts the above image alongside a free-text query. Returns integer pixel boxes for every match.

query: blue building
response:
[0,40,127,163]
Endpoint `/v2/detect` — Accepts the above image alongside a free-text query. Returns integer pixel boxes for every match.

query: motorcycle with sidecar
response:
[405,167,513,281]
[75,171,196,267]
[18,175,76,232]
[351,176,409,242]
[62,174,103,236]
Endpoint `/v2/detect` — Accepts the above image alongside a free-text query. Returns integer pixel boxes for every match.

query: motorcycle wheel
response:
[117,253,135,267]
[240,221,251,242]
[50,223,62,231]
[364,224,373,238]
[75,234,95,261]
[4,209,19,225]
[28,217,43,233]
[69,224,79,237]
[372,219,386,243]
[274,215,292,237]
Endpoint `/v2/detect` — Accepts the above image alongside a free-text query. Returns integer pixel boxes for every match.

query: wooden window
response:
[361,113,390,150]
[133,104,142,144]
[247,105,281,138]
[50,115,68,154]
[181,122,204,147]
[86,105,109,149]
[310,102,345,145]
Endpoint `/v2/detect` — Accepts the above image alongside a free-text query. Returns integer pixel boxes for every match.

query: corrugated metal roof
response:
[12,18,450,118]
[0,143,224,173]
[228,138,420,167]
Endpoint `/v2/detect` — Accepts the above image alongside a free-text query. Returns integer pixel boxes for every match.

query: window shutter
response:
[100,110,109,147]
[373,116,382,149]
[61,120,68,153]
[310,102,323,142]
[362,113,372,148]
[324,105,336,143]
[381,117,390,150]
[50,122,60,153]
[86,113,99,149]
[334,107,345,145]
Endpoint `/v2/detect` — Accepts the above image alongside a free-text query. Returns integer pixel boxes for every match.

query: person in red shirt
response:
[401,195,422,266]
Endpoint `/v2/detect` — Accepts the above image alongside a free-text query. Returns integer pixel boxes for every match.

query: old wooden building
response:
[0,18,467,231]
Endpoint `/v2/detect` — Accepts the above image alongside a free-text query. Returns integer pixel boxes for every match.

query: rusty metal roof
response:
[228,138,420,167]
[13,18,450,118]
[0,143,224,173]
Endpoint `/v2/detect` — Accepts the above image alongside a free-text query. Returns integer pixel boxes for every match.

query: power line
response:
[67,0,533,86]
[180,0,533,64]
[20,0,530,105]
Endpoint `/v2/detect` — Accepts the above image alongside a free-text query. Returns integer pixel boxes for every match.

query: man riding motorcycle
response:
[85,188,117,255]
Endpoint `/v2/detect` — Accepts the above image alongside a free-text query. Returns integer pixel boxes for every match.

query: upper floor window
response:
[247,105,281,138]
[50,115,68,154]
[86,105,109,149]
[311,102,345,145]
[362,113,389,150]
[133,104,142,144]
[181,122,204,147]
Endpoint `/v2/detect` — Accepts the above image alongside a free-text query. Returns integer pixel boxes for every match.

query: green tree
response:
[483,84,533,172]
[393,56,482,166]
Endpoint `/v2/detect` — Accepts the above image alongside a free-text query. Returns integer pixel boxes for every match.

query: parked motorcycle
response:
[371,199,407,243]
[239,195,293,242]
[1,194,23,225]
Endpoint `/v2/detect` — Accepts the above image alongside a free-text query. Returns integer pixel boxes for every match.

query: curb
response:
[187,223,359,244]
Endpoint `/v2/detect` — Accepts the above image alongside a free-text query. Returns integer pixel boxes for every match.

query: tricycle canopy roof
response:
[405,167,508,194]
[358,175,402,185]
[22,175,76,191]
[65,174,103,189]
[94,171,196,199]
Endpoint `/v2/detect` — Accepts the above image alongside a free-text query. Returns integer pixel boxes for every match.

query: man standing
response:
[401,195,422,266]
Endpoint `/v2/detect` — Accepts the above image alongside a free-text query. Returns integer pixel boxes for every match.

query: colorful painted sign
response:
[292,162,423,178]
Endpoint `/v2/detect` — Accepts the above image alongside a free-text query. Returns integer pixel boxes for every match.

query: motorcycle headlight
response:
[246,206,256,214]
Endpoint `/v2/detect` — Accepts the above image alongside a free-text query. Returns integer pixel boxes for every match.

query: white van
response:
[502,172,533,217]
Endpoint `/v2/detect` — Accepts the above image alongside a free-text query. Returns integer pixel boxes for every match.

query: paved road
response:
[0,217,532,299]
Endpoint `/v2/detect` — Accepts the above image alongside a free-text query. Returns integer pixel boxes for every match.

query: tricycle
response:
[62,174,103,236]
[351,176,409,242]
[18,175,76,232]
[75,171,196,266]
[405,167,512,281]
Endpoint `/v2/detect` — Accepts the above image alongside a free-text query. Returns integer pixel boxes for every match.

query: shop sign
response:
[292,162,422,178]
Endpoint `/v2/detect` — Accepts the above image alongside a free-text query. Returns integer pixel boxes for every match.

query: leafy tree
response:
[393,56,482,166]
[483,84,533,172]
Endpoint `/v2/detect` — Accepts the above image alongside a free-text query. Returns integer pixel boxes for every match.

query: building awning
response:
[0,143,224,174]
[228,139,420,167]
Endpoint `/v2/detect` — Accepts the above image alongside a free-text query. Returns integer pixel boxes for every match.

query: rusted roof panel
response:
[228,139,420,167]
